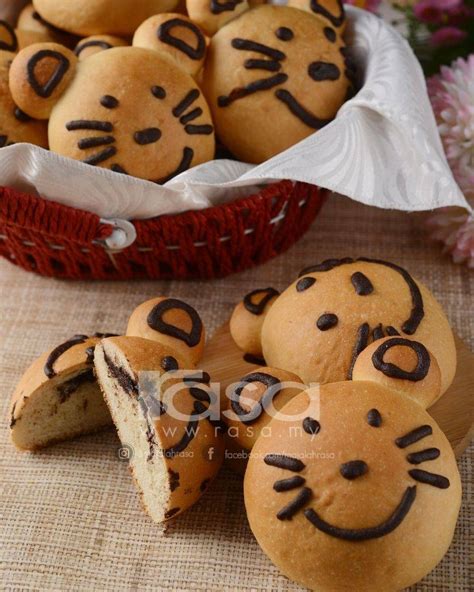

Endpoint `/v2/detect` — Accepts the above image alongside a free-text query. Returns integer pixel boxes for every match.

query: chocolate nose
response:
[134,127,161,145]
[340,460,368,480]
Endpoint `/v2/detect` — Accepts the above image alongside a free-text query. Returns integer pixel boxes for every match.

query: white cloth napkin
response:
[0,7,469,220]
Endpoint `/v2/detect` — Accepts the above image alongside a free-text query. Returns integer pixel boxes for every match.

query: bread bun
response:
[127,296,206,366]
[352,336,442,408]
[10,334,113,450]
[245,381,462,591]
[229,287,279,357]
[259,258,456,397]
[94,336,224,522]
[133,13,207,78]
[225,366,304,451]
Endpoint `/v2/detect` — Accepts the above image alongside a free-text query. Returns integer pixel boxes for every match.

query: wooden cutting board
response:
[202,324,474,458]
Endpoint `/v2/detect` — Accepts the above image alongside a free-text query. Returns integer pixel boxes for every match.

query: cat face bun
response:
[9,44,215,181]
[127,296,206,367]
[32,0,180,36]
[133,13,207,78]
[202,5,351,163]
[230,258,456,400]
[245,381,461,592]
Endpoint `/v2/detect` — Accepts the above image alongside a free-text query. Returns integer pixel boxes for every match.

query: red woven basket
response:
[0,181,326,280]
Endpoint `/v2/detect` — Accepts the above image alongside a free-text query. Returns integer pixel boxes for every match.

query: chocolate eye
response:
[151,85,166,99]
[100,95,119,109]
[324,27,336,42]
[316,313,338,331]
[161,356,178,372]
[296,276,316,292]
[275,27,294,41]
[303,417,320,435]
[367,408,382,427]
[351,272,374,295]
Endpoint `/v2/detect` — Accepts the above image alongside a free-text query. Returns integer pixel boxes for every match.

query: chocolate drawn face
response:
[215,17,349,129]
[267,414,451,540]
[246,382,459,544]
[260,257,455,395]
[48,47,214,182]
[203,5,352,163]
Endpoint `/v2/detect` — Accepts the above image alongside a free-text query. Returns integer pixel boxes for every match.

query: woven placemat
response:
[0,195,472,591]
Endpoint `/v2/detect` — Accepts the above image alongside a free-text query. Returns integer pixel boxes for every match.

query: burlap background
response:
[0,196,472,591]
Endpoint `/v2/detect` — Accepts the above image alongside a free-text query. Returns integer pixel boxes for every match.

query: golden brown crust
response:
[287,0,346,33]
[0,49,48,147]
[43,46,214,182]
[245,382,462,591]
[224,366,304,450]
[10,335,101,423]
[74,35,127,61]
[260,259,456,395]
[352,336,442,408]
[9,42,77,119]
[133,13,207,78]
[32,0,180,36]
[126,297,206,366]
[186,0,249,37]
[229,289,278,357]
[202,5,350,163]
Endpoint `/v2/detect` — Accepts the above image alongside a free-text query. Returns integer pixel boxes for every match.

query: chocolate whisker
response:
[231,38,285,61]
[172,89,200,118]
[407,448,440,465]
[184,124,214,135]
[273,476,305,492]
[82,146,117,166]
[180,107,203,124]
[264,454,305,472]
[66,120,113,132]
[244,59,281,72]
[395,425,432,449]
[408,469,450,489]
[78,136,115,150]
[277,487,312,520]
[372,323,384,342]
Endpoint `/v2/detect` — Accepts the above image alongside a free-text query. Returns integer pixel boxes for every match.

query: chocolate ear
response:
[0,19,18,52]
[157,18,206,61]
[9,43,77,119]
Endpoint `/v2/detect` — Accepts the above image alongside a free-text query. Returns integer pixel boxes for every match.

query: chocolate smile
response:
[304,485,417,541]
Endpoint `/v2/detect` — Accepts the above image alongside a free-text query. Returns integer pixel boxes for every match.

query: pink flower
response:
[426,55,474,266]
[414,0,463,24]
[430,26,468,46]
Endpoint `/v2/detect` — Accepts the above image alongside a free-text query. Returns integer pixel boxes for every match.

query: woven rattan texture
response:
[0,182,324,280]
[0,195,472,591]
